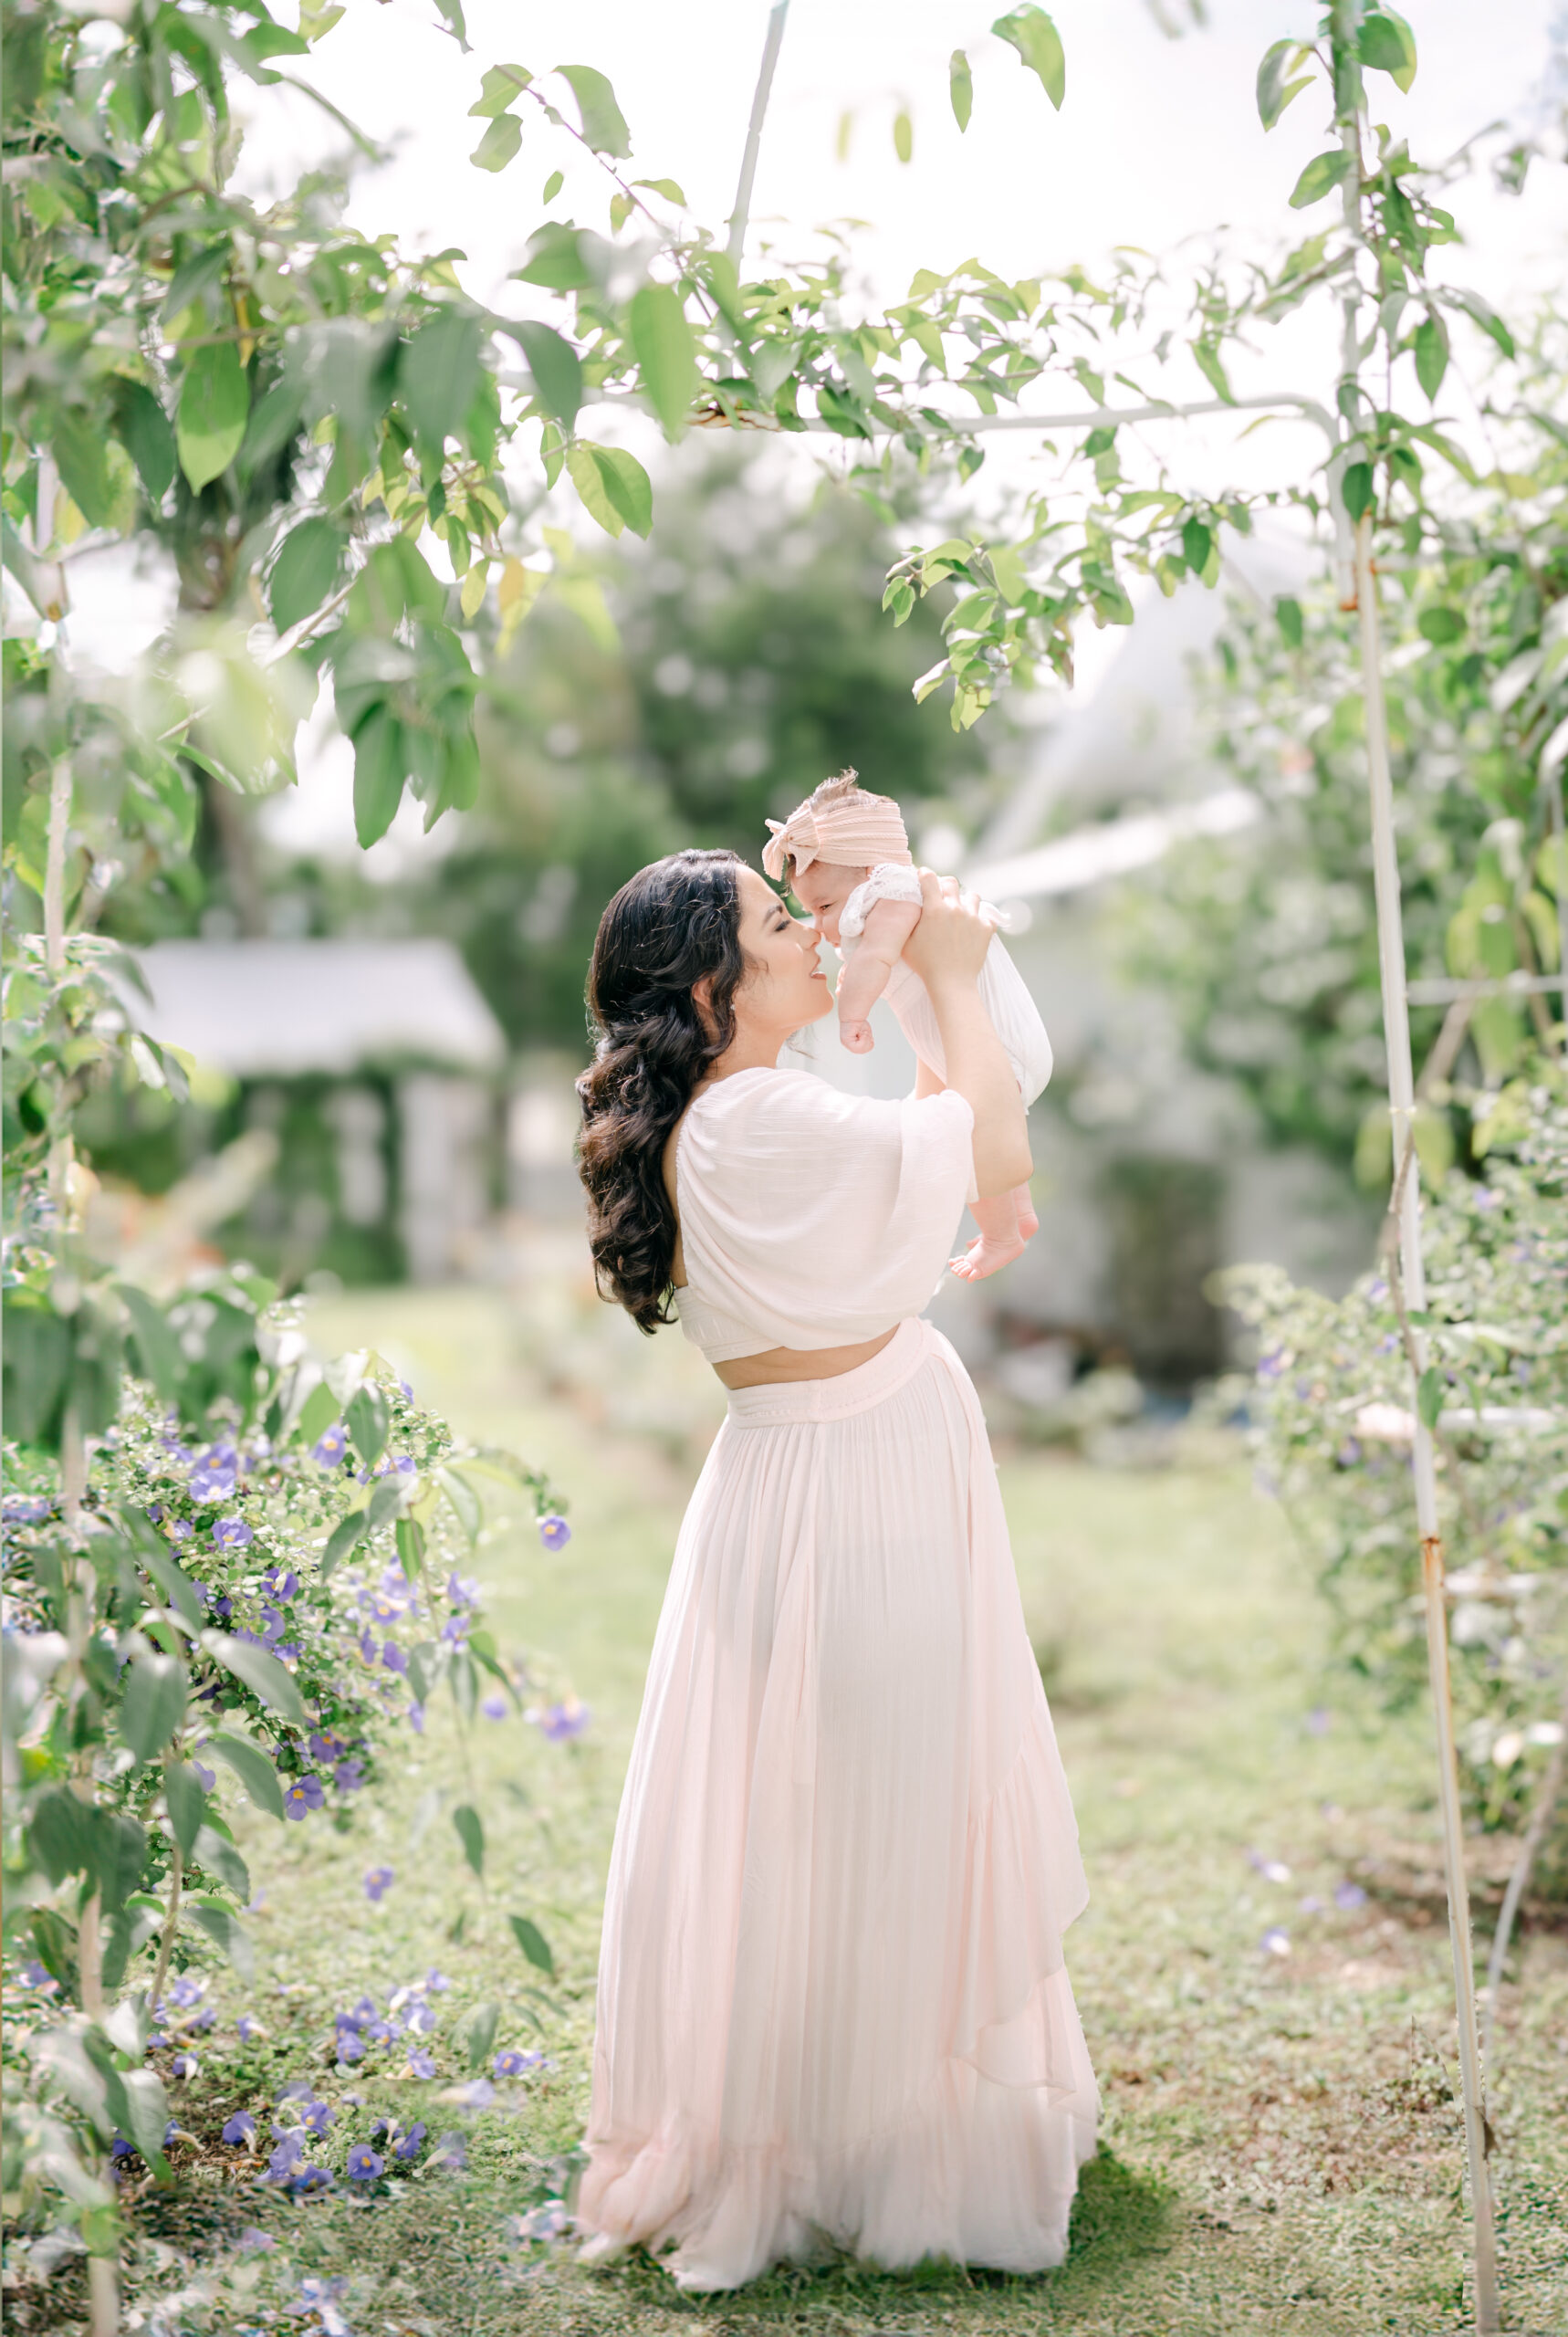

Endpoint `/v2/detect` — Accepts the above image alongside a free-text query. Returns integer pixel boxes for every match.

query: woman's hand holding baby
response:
[904,873,1030,1200]
[901,872,997,992]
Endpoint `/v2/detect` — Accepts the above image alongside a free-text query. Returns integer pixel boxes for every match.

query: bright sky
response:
[56,1,1568,862]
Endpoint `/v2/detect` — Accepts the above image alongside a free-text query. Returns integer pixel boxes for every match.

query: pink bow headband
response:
[762,790,913,881]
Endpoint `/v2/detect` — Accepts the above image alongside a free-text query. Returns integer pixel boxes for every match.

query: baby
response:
[764,770,1052,1281]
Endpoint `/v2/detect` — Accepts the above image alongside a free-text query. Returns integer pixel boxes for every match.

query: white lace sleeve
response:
[838,862,925,943]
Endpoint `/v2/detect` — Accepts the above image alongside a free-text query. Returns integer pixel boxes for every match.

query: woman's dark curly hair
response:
[577,850,748,1332]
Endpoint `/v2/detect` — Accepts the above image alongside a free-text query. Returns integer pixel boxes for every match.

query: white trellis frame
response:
[709,2,1568,2328]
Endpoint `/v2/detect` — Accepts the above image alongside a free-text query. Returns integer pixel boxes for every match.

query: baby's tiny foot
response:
[949,1231,1028,1282]
[1017,1196,1040,1242]
[839,1018,875,1054]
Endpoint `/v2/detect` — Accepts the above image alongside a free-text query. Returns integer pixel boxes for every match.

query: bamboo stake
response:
[1353,511,1500,2334]
[726,3,790,267]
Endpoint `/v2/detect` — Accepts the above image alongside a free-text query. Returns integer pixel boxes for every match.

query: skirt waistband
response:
[724,1317,941,1428]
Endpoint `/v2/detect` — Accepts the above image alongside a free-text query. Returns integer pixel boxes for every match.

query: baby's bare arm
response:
[837,897,922,1024]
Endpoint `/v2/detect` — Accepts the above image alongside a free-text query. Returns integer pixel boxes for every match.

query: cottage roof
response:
[129,938,506,1076]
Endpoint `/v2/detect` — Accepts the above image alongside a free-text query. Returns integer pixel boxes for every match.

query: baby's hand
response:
[839,1017,874,1054]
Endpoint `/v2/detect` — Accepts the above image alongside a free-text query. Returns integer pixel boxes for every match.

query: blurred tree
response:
[1119,330,1567,1185]
[387,453,1007,1053]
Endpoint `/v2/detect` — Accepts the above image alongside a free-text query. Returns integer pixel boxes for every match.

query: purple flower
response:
[222,2112,256,2146]
[258,1603,287,1646]
[18,1960,58,1994]
[393,2121,427,2161]
[1260,1927,1291,1957]
[461,2078,495,2109]
[359,1628,378,1664]
[4,1494,54,1525]
[191,1759,215,1791]
[441,1614,471,1645]
[289,2164,334,2196]
[299,2100,334,2136]
[481,1694,508,1722]
[382,1642,408,1676]
[308,1729,348,1763]
[423,1968,452,1993]
[236,2016,263,2043]
[402,1999,436,2036]
[208,1590,230,1615]
[398,1379,414,1399]
[190,1449,238,1501]
[168,1974,205,2008]
[346,2143,384,2181]
[267,2133,304,2181]
[529,1697,590,1743]
[263,1567,298,1602]
[336,2030,366,2066]
[168,1518,193,1542]
[283,1774,326,1820]
[445,1571,479,1609]
[537,1514,571,1551]
[1334,1880,1368,1912]
[494,2049,544,2077]
[394,1455,416,1475]
[171,2052,200,2079]
[405,2049,436,2080]
[334,1758,366,1793]
[112,2135,136,2162]
[407,1701,425,1734]
[312,1424,349,1468]
[363,1866,395,1902]
[212,1516,253,1550]
[432,2131,467,2172]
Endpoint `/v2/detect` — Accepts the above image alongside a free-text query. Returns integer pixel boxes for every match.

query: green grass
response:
[49,1280,1566,2337]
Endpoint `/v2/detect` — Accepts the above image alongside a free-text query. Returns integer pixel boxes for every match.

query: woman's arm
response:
[902,874,1031,1197]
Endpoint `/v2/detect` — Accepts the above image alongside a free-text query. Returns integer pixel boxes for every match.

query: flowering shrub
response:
[1225,1064,1567,1831]
[0,1278,567,2266]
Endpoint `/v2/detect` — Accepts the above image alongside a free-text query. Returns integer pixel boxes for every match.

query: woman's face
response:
[728,865,831,1041]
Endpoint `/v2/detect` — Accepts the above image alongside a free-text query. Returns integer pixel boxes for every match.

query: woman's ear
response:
[691,972,717,1039]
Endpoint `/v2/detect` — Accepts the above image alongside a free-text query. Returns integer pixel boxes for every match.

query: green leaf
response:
[346,1382,390,1467]
[556,63,631,156]
[321,1508,368,1579]
[350,706,403,846]
[118,1283,182,1405]
[1180,518,1212,574]
[395,1515,426,1580]
[368,1474,407,1533]
[508,1913,555,1976]
[186,1902,255,1981]
[29,1788,99,1887]
[949,48,973,131]
[629,284,699,441]
[469,62,529,116]
[103,2066,172,2182]
[1416,1365,1445,1430]
[542,169,564,202]
[633,176,686,203]
[176,341,250,491]
[438,1465,482,1546]
[1275,594,1304,648]
[205,1730,287,1820]
[991,7,1065,110]
[121,1651,187,1765]
[202,1630,308,1727]
[137,1537,204,1631]
[97,1814,149,1916]
[101,1902,161,1993]
[452,1802,486,1877]
[1255,38,1312,131]
[1417,605,1464,646]
[1359,8,1416,89]
[1341,460,1375,522]
[1289,149,1355,209]
[162,241,230,321]
[566,442,653,540]
[512,224,595,290]
[1445,286,1514,359]
[192,1821,250,1902]
[163,1761,208,1860]
[1413,313,1448,402]
[507,320,583,430]
[52,408,119,530]
[267,519,344,634]
[298,1381,340,1447]
[472,112,523,171]
[1191,341,1234,404]
[400,309,484,448]
[893,108,913,162]
[461,1999,500,2070]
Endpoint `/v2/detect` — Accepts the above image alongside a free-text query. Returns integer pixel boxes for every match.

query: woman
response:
[573,848,1097,2291]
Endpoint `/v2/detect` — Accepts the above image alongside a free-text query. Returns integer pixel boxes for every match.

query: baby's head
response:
[762,770,911,944]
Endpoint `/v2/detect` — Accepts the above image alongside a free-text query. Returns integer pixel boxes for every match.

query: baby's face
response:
[787,859,868,948]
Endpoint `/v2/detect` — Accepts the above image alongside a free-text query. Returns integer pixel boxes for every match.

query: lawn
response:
[52,1275,1566,2337]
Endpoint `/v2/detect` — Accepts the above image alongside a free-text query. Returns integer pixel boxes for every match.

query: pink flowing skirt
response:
[577,1317,1098,2290]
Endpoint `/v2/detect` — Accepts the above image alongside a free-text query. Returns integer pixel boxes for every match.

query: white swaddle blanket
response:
[838,863,1053,1105]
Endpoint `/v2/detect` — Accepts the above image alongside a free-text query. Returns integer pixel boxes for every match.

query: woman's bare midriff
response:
[664,1102,899,1390]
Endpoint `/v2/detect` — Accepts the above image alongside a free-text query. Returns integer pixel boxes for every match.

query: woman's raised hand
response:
[901,870,996,990]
